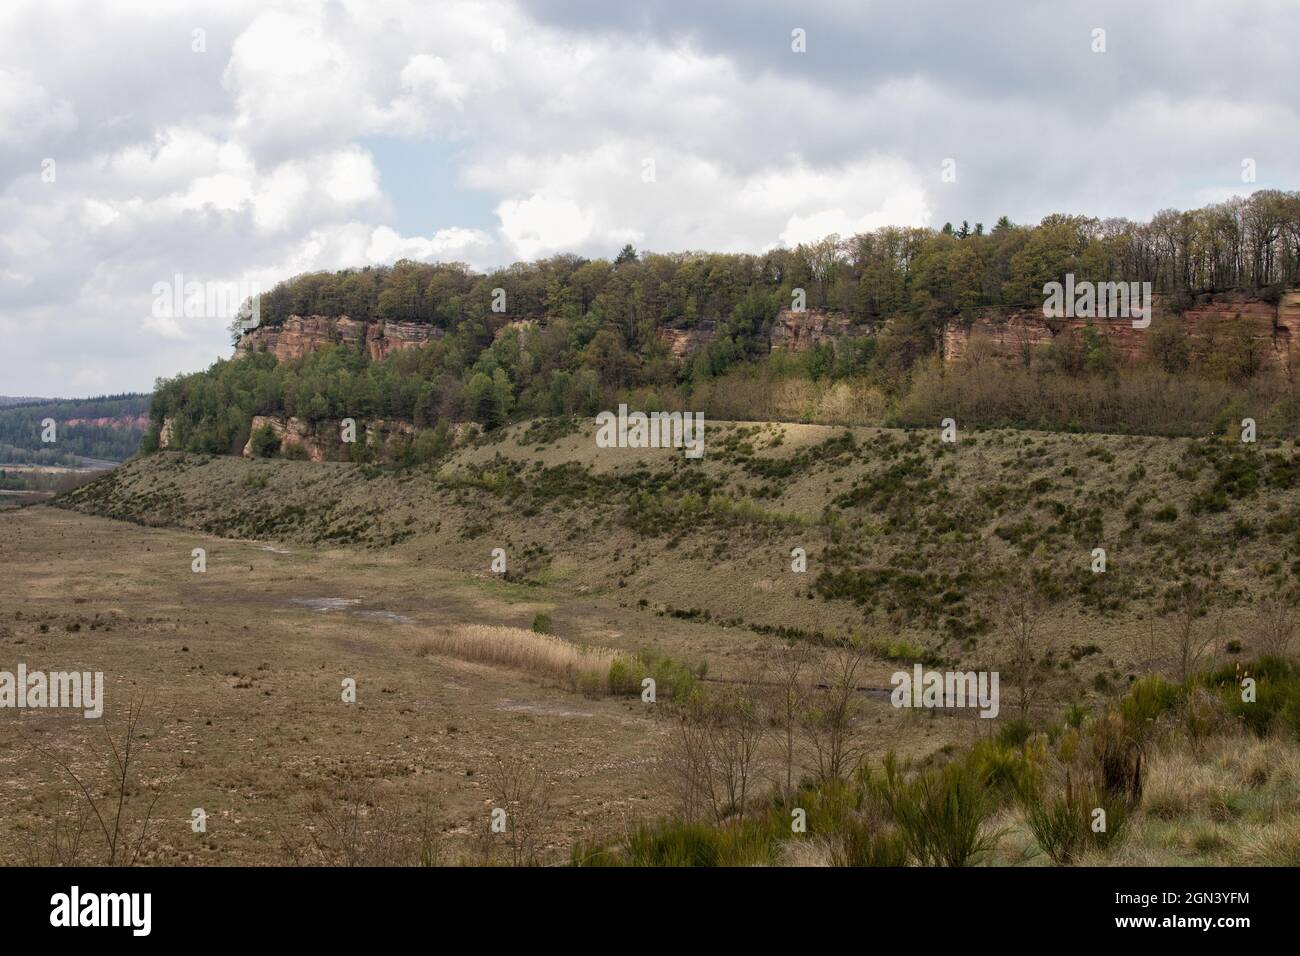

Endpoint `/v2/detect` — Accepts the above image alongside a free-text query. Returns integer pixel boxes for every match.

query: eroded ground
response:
[0,505,966,865]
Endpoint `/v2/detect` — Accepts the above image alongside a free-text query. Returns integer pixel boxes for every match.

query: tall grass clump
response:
[876,754,1001,866]
[1019,713,1143,864]
[415,624,621,692]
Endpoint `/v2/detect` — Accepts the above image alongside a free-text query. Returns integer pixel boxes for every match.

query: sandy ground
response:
[0,506,970,865]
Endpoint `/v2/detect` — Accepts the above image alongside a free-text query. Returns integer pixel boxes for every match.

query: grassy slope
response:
[60,419,1300,692]
[40,417,1300,865]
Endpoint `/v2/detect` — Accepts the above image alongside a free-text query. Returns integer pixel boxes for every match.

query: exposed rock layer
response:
[236,315,444,363]
[236,290,1300,370]
[241,415,418,462]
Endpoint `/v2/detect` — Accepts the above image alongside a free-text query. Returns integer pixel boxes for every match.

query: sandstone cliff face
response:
[236,293,1299,372]
[241,415,422,462]
[64,414,149,429]
[656,322,717,358]
[1276,291,1300,363]
[236,315,444,363]
[769,308,873,352]
[941,291,1298,367]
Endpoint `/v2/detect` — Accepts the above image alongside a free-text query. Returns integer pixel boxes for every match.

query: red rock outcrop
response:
[769,308,872,352]
[233,292,1300,374]
[64,414,150,429]
[241,415,419,462]
[657,323,716,358]
[942,291,1298,368]
[236,315,443,363]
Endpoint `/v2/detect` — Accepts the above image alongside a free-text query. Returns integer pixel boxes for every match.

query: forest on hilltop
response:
[153,193,1300,460]
[251,190,1300,331]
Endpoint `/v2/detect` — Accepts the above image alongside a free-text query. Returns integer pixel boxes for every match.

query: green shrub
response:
[607,656,648,696]
[877,754,1000,866]
[829,819,910,867]
[967,739,1037,806]
[531,612,553,634]
[647,653,698,700]
[1021,769,1131,865]
[612,821,775,867]
[608,650,700,700]
[250,424,279,458]
[1120,674,1182,728]
[1215,657,1300,738]
[995,718,1034,748]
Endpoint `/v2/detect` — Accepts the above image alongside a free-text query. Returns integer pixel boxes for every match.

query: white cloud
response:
[1,0,1298,396]
[0,68,76,146]
[497,194,597,260]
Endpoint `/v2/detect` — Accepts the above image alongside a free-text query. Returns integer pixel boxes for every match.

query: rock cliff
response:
[236,315,444,363]
[941,291,1298,367]
[240,415,419,462]
[769,308,874,352]
[234,291,1299,372]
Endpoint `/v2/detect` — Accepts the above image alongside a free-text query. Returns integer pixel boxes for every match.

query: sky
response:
[1,0,1298,397]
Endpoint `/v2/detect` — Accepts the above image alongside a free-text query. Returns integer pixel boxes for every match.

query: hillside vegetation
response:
[150,195,1300,457]
[63,418,1300,684]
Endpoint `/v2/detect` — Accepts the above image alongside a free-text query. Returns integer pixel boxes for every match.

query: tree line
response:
[0,395,149,463]
[153,193,1300,457]
[251,190,1300,333]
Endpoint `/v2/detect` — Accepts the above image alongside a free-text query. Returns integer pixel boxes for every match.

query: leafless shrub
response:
[801,645,868,783]
[295,787,443,866]
[26,690,165,866]
[703,668,767,823]
[21,797,92,866]
[999,571,1051,719]
[768,642,812,800]
[662,696,716,825]
[1253,595,1296,657]
[1146,583,1219,685]
[483,756,551,866]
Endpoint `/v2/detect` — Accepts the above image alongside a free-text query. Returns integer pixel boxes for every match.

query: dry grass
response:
[776,835,835,867]
[1071,731,1300,866]
[414,623,624,692]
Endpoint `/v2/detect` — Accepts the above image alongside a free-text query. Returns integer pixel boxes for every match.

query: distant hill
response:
[0,394,151,465]
[0,396,50,407]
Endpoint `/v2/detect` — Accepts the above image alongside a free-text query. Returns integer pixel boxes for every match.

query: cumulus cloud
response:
[1,0,1297,395]
[0,68,77,146]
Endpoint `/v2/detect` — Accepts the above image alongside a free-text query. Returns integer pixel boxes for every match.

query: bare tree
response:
[769,642,812,800]
[661,696,715,824]
[1253,595,1296,658]
[1000,572,1051,719]
[21,797,92,866]
[484,756,551,866]
[703,669,767,824]
[302,787,443,867]
[1168,583,1218,685]
[801,645,868,782]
